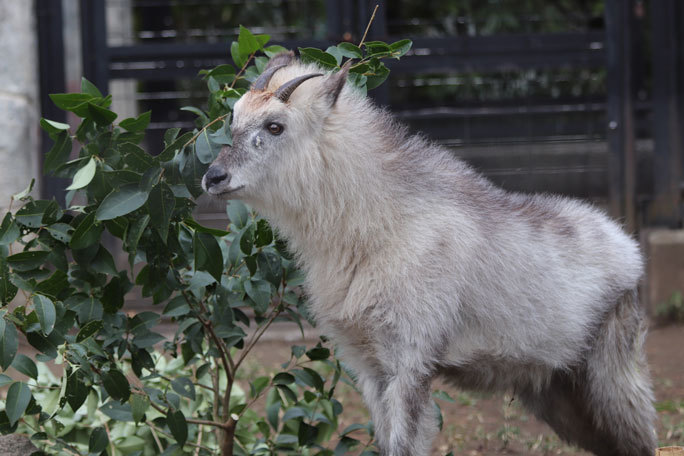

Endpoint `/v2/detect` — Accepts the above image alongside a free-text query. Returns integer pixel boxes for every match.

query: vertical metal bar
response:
[36,0,67,202]
[604,0,636,230]
[649,0,682,227]
[80,0,109,94]
[326,0,343,40]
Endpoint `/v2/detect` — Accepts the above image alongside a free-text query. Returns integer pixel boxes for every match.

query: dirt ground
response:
[241,323,684,455]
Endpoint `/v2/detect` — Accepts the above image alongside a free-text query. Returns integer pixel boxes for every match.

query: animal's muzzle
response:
[203,166,230,190]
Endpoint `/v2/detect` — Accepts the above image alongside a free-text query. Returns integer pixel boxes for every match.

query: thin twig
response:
[104,422,115,456]
[230,53,256,89]
[150,424,165,453]
[148,421,216,452]
[358,4,379,48]
[194,425,204,456]
[148,400,230,430]
[234,286,284,371]
[182,113,229,150]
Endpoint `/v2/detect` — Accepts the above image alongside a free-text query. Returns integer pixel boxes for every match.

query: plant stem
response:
[219,418,236,456]
[358,4,379,48]
[182,113,229,150]
[230,53,256,89]
[148,401,230,430]
[233,291,283,371]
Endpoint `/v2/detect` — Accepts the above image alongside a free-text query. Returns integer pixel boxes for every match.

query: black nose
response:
[204,166,229,189]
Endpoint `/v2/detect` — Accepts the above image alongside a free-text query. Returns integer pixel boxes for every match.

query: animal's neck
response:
[253,128,405,267]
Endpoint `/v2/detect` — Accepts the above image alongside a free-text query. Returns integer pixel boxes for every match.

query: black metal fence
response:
[35,0,684,229]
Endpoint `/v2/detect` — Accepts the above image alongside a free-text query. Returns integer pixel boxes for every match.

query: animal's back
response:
[394,150,644,369]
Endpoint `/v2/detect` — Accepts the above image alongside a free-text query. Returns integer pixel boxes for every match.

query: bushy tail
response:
[586,289,657,455]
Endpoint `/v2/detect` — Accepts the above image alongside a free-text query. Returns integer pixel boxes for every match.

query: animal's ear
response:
[322,60,351,106]
[264,51,295,71]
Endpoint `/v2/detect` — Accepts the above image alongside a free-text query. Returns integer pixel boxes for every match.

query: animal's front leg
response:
[376,367,436,456]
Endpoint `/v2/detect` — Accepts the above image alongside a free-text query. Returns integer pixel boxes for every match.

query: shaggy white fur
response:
[203,53,656,456]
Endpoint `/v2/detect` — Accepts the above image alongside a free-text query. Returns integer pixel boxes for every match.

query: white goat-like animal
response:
[202,52,656,456]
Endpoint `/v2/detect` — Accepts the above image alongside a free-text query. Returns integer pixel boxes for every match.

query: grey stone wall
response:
[0,0,40,213]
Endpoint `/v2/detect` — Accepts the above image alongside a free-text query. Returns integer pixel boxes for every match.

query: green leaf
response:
[337,42,363,59]
[70,212,103,249]
[282,406,308,422]
[40,118,70,134]
[298,421,318,446]
[81,77,103,98]
[193,231,223,282]
[89,427,109,453]
[171,377,196,401]
[72,296,104,324]
[238,25,261,61]
[15,199,57,228]
[76,320,103,342]
[167,409,188,447]
[163,296,190,318]
[0,213,19,246]
[121,142,155,172]
[119,111,151,132]
[87,102,117,125]
[254,219,273,247]
[49,93,94,111]
[365,63,390,90]
[264,44,289,58]
[66,369,89,411]
[227,201,250,229]
[0,318,18,370]
[273,372,295,385]
[0,374,12,387]
[96,183,149,220]
[257,251,282,286]
[389,39,412,58]
[102,369,131,402]
[164,127,181,147]
[44,130,72,173]
[181,149,209,198]
[230,41,245,67]
[182,218,229,237]
[148,182,175,242]
[125,214,150,255]
[66,157,97,191]
[244,279,271,313]
[305,346,330,361]
[5,381,31,425]
[326,46,343,65]
[26,331,61,359]
[239,224,255,256]
[298,47,338,69]
[159,131,193,162]
[364,40,391,57]
[45,222,73,243]
[10,354,37,380]
[0,253,18,305]
[7,251,49,271]
[130,393,149,423]
[91,245,118,275]
[33,294,56,335]
[100,401,133,421]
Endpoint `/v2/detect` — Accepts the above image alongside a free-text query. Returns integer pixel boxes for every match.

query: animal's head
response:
[201,51,350,202]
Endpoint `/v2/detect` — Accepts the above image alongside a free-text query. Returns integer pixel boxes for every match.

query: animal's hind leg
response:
[584,289,656,456]
[521,290,656,456]
[518,370,620,455]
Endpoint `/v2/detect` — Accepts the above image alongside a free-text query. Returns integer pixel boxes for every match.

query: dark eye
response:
[267,123,283,135]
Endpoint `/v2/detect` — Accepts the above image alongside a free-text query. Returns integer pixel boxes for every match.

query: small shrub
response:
[0,26,412,455]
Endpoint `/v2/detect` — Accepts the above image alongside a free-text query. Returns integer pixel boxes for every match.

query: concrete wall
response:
[0,0,40,213]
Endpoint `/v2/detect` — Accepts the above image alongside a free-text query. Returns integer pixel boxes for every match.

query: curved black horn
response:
[252,64,287,91]
[275,73,323,102]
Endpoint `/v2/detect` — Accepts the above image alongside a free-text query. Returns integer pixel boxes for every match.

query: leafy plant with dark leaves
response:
[0,26,414,456]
